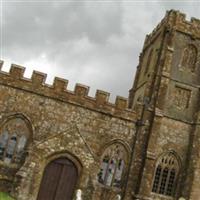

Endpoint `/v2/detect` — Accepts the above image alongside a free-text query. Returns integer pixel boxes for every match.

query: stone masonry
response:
[0,9,200,200]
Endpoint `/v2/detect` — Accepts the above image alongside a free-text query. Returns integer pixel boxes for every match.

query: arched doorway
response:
[37,157,78,200]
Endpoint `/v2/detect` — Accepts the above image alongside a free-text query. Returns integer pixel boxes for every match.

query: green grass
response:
[0,192,14,200]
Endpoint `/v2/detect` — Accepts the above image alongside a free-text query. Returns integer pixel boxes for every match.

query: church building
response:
[0,10,199,200]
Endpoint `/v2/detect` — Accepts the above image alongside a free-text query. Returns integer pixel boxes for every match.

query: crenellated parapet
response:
[0,61,136,121]
[143,14,167,50]
[167,10,200,39]
[144,10,200,50]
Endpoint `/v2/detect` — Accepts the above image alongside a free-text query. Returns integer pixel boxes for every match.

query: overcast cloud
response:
[1,0,200,101]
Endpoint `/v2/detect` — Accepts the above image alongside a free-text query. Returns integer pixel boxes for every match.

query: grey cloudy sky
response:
[1,1,200,101]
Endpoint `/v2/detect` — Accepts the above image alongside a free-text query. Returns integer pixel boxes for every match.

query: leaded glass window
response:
[152,152,180,197]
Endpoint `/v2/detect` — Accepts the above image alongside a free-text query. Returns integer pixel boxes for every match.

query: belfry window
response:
[152,152,180,197]
[97,143,127,188]
[181,45,197,71]
[0,117,30,164]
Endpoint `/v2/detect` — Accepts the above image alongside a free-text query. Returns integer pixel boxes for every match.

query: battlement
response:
[0,61,135,121]
[143,13,167,49]
[167,10,200,38]
[144,10,200,49]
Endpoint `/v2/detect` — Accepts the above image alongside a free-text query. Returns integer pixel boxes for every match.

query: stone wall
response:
[0,62,136,200]
[129,9,200,200]
[1,9,200,200]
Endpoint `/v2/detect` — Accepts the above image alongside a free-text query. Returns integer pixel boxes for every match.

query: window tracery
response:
[97,143,127,188]
[152,152,180,197]
[181,45,197,71]
[0,117,30,164]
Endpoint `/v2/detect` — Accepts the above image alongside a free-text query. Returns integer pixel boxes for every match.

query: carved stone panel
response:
[173,86,191,110]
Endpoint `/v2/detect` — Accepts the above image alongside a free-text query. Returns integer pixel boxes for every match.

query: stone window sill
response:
[150,192,174,200]
[96,182,122,192]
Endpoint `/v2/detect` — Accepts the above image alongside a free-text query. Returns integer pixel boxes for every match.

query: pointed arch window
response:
[181,45,197,71]
[0,117,30,164]
[152,152,180,197]
[97,143,127,188]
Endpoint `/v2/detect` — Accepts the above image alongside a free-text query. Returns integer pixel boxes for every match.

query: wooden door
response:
[37,157,78,200]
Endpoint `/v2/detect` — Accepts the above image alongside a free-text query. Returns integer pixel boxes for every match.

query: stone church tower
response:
[128,10,200,200]
[0,10,200,200]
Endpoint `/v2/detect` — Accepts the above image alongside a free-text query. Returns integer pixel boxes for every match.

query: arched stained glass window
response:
[97,143,127,188]
[152,152,180,197]
[0,117,30,164]
[181,45,197,71]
